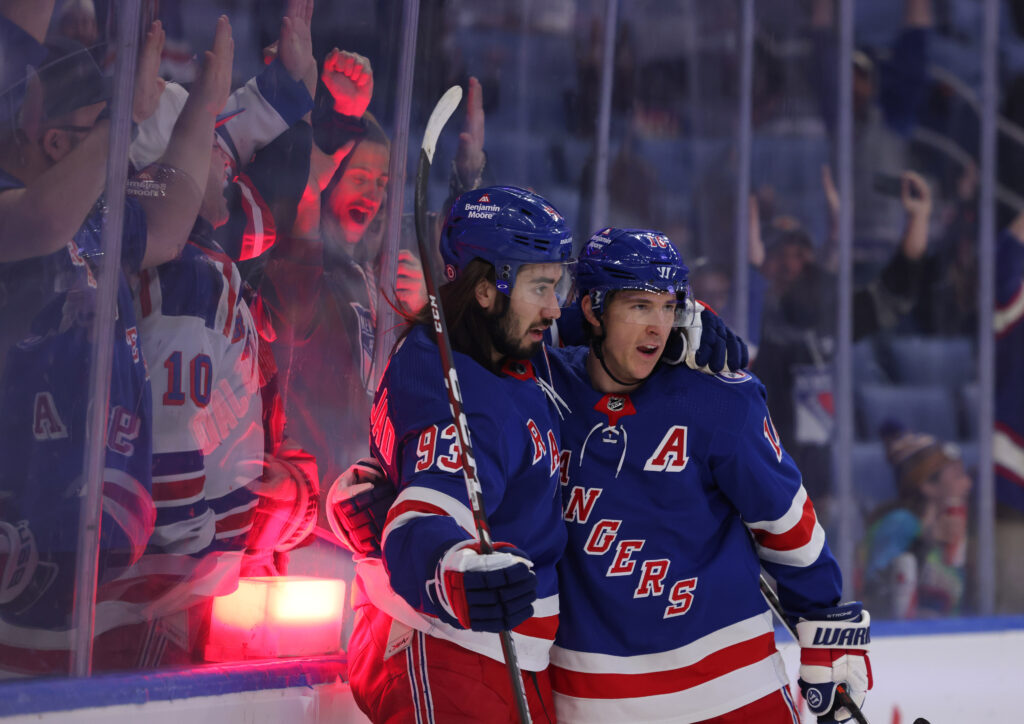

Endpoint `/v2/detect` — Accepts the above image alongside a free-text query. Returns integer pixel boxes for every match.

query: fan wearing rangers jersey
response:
[545,228,872,724]
[0,19,234,674]
[345,186,575,723]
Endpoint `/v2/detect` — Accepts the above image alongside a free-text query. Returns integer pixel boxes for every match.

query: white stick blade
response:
[421,85,463,164]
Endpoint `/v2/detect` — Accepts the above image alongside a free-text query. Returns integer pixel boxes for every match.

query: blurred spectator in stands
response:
[0,16,232,675]
[54,0,98,50]
[262,60,484,489]
[910,161,979,336]
[753,169,932,501]
[861,421,970,619]
[261,49,388,489]
[0,0,53,129]
[811,0,933,274]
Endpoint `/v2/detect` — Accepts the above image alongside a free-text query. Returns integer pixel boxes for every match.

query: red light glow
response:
[205,575,345,661]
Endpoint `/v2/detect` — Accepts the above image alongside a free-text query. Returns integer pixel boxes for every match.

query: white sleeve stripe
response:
[746,486,808,534]
[153,493,204,509]
[382,487,476,546]
[213,499,258,519]
[755,521,826,567]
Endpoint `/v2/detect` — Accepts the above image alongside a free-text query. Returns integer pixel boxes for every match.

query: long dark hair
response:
[398,258,507,372]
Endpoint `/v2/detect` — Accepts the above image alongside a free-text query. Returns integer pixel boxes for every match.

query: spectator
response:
[53,0,98,50]
[0,17,232,675]
[861,422,971,619]
[262,58,485,487]
[811,0,933,272]
[752,169,932,502]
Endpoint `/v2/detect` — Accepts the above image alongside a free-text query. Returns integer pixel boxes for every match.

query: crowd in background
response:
[0,0,1022,680]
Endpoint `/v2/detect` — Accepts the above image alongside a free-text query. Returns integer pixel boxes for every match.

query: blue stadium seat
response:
[856,383,958,442]
[851,441,899,515]
[853,338,889,385]
[959,381,980,440]
[880,335,975,387]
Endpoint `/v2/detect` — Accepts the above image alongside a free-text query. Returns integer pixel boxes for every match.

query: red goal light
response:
[205,576,346,661]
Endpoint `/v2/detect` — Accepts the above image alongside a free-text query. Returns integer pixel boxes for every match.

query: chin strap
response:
[590,332,654,389]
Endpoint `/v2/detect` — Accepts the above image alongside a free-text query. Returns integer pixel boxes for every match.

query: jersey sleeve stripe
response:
[996,281,1024,337]
[995,424,1024,486]
[754,523,826,567]
[512,613,559,641]
[382,487,476,544]
[550,632,777,699]
[745,486,808,535]
[749,494,818,551]
[152,475,205,504]
[152,450,204,477]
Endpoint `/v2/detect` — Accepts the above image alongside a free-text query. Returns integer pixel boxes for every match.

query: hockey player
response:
[545,228,871,723]
[344,185,574,722]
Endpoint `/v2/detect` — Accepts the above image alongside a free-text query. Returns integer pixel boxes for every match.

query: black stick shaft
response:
[413,88,532,724]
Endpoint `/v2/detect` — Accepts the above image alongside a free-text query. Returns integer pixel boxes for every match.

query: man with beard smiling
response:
[545,228,872,724]
[345,185,574,723]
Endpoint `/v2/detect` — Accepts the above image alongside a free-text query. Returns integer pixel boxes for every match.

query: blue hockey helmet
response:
[577,227,691,320]
[440,185,575,303]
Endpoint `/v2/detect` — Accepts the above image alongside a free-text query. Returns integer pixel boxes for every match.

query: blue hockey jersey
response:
[545,346,842,722]
[0,185,155,674]
[364,324,566,671]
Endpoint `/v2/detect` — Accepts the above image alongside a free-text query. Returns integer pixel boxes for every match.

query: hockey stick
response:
[414,85,533,724]
[760,575,870,724]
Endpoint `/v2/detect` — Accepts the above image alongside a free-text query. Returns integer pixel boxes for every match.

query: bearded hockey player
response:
[344,185,575,722]
[545,228,872,724]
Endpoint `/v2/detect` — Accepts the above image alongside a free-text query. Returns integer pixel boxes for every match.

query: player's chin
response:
[631,349,662,377]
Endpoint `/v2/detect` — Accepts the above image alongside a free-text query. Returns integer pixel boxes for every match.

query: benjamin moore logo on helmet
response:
[464,192,502,220]
[587,230,612,250]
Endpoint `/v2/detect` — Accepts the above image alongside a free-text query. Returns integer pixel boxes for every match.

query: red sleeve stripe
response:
[750,495,818,551]
[550,632,777,699]
[512,613,559,641]
[152,475,205,504]
[384,499,449,530]
[214,506,256,537]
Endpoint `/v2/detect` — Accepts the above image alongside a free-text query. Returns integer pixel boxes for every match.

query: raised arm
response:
[139,15,233,268]
[0,0,55,43]
[0,22,166,262]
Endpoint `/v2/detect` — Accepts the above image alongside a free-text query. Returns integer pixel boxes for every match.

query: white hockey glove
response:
[325,457,396,557]
[662,300,749,374]
[0,520,57,613]
[796,602,873,723]
[432,540,537,633]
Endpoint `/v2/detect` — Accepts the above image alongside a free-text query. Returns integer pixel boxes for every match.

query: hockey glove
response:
[795,602,873,723]
[432,541,537,633]
[325,457,396,557]
[662,300,749,373]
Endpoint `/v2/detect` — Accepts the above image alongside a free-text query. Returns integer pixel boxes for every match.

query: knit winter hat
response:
[880,420,960,498]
